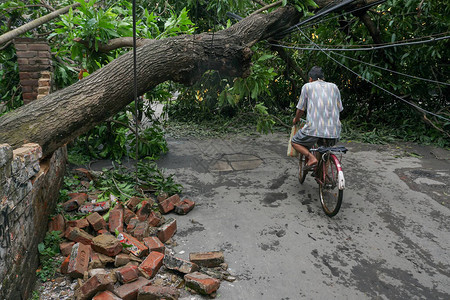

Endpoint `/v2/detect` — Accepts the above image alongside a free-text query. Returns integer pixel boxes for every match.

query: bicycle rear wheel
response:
[298,154,307,184]
[319,155,343,217]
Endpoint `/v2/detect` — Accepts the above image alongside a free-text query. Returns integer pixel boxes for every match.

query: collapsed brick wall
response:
[14,37,53,104]
[0,144,67,299]
[0,38,65,299]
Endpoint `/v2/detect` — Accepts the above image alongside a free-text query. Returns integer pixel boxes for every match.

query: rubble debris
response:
[40,179,235,299]
[184,272,221,295]
[92,234,123,257]
[164,255,199,274]
[67,243,91,278]
[79,201,110,214]
[139,252,164,279]
[189,251,225,268]
[63,193,88,211]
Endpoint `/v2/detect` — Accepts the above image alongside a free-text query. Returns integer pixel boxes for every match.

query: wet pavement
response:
[156,133,450,299]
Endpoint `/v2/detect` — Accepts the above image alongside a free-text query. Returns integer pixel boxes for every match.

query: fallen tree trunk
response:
[0,6,301,157]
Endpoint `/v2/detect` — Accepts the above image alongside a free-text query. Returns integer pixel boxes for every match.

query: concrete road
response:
[157,133,450,300]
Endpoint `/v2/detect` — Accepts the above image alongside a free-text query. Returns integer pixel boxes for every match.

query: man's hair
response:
[308,66,324,81]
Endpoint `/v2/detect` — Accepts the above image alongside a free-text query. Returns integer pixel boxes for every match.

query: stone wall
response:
[0,144,67,299]
[14,37,53,104]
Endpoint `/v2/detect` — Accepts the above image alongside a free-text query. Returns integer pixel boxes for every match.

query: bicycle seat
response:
[317,146,348,154]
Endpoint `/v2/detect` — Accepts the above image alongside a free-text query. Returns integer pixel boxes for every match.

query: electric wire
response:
[296,27,450,122]
[277,0,359,37]
[329,51,450,86]
[277,0,387,37]
[296,0,387,31]
[132,0,139,180]
[271,31,450,48]
[270,34,450,51]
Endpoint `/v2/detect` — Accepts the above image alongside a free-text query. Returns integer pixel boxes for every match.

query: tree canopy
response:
[1,0,449,150]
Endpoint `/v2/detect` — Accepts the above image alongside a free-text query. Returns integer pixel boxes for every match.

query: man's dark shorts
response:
[292,130,338,149]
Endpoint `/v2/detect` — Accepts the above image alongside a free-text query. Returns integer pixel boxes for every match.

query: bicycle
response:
[298,145,347,217]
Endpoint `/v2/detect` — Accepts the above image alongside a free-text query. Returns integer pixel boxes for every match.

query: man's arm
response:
[293,109,304,125]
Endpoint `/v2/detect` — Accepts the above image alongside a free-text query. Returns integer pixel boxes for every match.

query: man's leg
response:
[291,142,318,166]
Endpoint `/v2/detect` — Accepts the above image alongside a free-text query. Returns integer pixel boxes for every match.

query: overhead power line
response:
[277,0,386,37]
[270,35,450,51]
[329,52,450,86]
[296,27,450,122]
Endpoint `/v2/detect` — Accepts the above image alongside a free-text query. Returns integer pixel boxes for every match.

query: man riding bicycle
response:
[291,66,343,171]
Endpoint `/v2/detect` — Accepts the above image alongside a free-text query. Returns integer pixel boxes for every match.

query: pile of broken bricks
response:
[47,184,235,299]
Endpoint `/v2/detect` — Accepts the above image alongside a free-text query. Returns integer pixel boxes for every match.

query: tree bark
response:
[0,3,80,46]
[0,6,301,157]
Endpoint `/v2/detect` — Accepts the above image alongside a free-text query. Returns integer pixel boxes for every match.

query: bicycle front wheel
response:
[319,155,343,217]
[298,154,307,184]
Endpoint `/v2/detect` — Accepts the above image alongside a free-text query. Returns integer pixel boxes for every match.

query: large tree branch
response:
[0,3,80,46]
[73,37,151,52]
[0,6,301,157]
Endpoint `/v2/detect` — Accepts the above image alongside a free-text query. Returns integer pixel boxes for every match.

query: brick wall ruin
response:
[14,37,53,104]
[0,38,66,299]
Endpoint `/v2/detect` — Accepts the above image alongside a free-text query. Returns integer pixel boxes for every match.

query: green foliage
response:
[1,0,448,148]
[68,102,168,161]
[30,290,40,300]
[36,231,62,282]
[0,44,22,115]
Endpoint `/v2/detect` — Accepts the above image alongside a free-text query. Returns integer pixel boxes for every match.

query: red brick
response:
[147,211,161,227]
[137,285,180,300]
[74,167,95,181]
[66,218,89,229]
[124,208,136,224]
[184,272,220,295]
[19,72,31,80]
[174,198,195,215]
[93,290,122,300]
[79,201,111,214]
[97,229,108,235]
[87,212,107,231]
[28,43,50,51]
[47,214,65,235]
[142,237,165,254]
[92,234,123,257]
[15,43,28,51]
[79,274,113,300]
[158,199,174,215]
[113,277,151,300]
[116,264,139,284]
[189,251,224,268]
[17,50,37,58]
[60,241,75,257]
[157,218,177,243]
[65,227,94,245]
[67,243,91,278]
[126,217,139,232]
[163,255,199,274]
[63,193,88,212]
[158,194,180,214]
[136,200,152,221]
[114,253,131,267]
[126,196,142,211]
[156,192,168,203]
[132,222,149,241]
[60,255,70,274]
[138,252,164,279]
[109,206,124,233]
[90,251,103,269]
[117,232,148,257]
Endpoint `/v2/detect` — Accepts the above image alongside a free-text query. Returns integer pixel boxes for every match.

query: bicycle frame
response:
[311,150,345,190]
